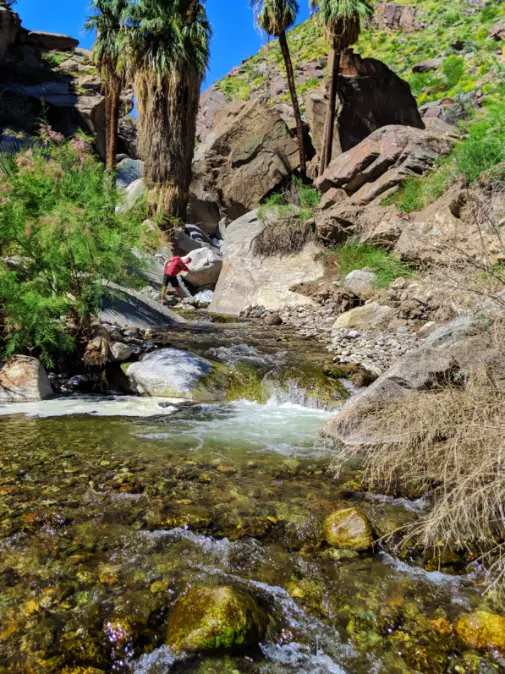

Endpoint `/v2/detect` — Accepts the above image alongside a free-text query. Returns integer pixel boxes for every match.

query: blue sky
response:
[15,0,311,88]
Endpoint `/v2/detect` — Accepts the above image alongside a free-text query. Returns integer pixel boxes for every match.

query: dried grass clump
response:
[252,217,315,257]
[332,323,505,599]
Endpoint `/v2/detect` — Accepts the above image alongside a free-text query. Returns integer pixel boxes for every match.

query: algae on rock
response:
[166,585,268,653]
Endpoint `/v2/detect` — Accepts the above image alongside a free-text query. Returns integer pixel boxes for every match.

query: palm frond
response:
[250,0,299,36]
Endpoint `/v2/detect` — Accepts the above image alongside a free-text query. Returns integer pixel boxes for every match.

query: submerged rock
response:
[455,611,505,653]
[166,585,268,653]
[323,507,374,551]
[0,355,53,402]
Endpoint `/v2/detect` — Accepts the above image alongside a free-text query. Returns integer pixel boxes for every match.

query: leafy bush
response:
[442,55,466,88]
[329,242,414,288]
[0,131,145,366]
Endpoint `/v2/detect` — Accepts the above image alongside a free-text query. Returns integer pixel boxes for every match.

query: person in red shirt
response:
[161,255,191,302]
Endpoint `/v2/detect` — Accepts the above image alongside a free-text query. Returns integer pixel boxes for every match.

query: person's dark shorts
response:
[163,274,179,289]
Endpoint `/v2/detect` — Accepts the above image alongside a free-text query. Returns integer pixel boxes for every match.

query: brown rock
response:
[489,23,505,41]
[191,99,299,227]
[316,124,453,196]
[412,58,443,73]
[196,86,229,142]
[374,2,421,33]
[23,31,79,51]
[394,183,505,266]
[323,508,374,550]
[264,313,282,326]
[319,187,349,211]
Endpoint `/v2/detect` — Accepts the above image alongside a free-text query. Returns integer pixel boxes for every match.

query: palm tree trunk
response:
[319,48,341,175]
[104,81,112,168]
[136,71,200,232]
[106,87,120,173]
[279,30,306,180]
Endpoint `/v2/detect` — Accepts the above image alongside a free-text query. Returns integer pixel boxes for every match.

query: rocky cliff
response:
[0,4,135,159]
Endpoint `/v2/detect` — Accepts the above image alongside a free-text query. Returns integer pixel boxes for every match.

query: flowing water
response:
[0,324,503,674]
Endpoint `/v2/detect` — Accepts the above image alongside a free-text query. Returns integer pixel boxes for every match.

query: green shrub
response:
[0,132,145,366]
[299,184,321,209]
[442,55,466,88]
[328,242,414,288]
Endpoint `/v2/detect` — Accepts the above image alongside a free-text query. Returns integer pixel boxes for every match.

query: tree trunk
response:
[106,86,120,173]
[136,70,200,230]
[319,48,341,175]
[104,81,111,167]
[279,30,306,180]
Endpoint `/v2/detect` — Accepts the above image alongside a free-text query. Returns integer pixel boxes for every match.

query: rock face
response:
[0,356,53,402]
[23,31,79,51]
[325,315,500,446]
[209,211,325,315]
[196,86,229,142]
[373,3,421,32]
[0,7,133,160]
[323,508,373,550]
[394,182,505,265]
[167,586,268,653]
[316,124,453,198]
[191,99,300,229]
[0,5,21,61]
[124,348,226,401]
[100,283,182,329]
[184,247,223,289]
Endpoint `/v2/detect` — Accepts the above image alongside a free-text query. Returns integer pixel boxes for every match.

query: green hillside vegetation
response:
[215,0,505,108]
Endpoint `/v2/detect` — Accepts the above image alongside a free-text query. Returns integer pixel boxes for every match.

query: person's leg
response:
[161,275,169,303]
[168,276,185,301]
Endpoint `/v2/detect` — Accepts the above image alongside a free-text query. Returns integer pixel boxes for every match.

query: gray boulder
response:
[343,270,378,297]
[124,348,226,401]
[100,283,183,329]
[111,342,134,362]
[209,210,325,315]
[117,178,145,213]
[184,247,223,289]
[0,356,53,402]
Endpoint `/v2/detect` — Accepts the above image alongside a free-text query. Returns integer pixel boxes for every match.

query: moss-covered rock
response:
[166,585,268,653]
[323,507,374,551]
[455,611,505,653]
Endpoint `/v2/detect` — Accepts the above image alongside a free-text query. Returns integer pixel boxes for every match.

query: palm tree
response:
[85,0,127,173]
[310,0,372,174]
[121,0,211,227]
[251,0,306,179]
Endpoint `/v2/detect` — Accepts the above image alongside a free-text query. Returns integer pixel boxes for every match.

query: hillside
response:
[212,0,505,111]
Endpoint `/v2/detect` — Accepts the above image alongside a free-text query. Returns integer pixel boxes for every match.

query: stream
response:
[0,321,502,674]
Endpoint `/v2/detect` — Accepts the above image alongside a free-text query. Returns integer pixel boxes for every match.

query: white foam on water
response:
[0,395,179,418]
[132,645,178,673]
[261,642,347,674]
[381,552,467,586]
[135,397,332,456]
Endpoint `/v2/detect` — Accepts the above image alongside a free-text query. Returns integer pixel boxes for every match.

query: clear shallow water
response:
[0,396,501,673]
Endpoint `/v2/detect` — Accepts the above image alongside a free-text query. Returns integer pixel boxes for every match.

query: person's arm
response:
[180,261,190,272]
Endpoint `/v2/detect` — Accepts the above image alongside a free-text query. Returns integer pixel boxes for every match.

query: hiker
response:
[161,255,191,303]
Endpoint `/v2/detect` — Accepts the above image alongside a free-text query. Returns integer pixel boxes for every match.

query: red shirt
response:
[164,256,190,276]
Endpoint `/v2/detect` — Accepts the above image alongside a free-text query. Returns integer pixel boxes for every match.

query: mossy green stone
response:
[166,585,268,653]
[323,508,374,551]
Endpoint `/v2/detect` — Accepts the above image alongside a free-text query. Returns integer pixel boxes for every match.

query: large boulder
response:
[124,348,228,401]
[316,124,453,198]
[167,586,268,653]
[184,247,223,289]
[209,210,325,315]
[325,315,500,446]
[100,283,182,329]
[116,158,144,190]
[190,98,299,229]
[0,356,53,402]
